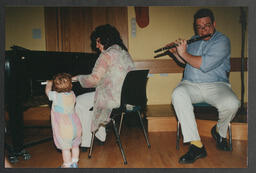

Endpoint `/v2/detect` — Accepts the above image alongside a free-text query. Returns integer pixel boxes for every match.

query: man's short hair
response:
[194,8,215,24]
[193,8,215,34]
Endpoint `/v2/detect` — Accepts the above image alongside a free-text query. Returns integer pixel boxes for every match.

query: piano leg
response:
[6,102,31,163]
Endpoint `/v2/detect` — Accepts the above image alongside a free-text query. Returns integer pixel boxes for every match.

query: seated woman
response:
[72,24,135,151]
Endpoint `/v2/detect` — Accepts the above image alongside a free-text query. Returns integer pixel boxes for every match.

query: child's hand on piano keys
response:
[72,76,78,82]
[46,80,53,87]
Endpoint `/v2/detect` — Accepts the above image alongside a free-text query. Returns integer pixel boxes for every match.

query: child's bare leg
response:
[71,146,80,163]
[62,149,72,167]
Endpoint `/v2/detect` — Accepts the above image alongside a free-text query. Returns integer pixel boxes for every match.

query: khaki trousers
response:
[172,80,240,143]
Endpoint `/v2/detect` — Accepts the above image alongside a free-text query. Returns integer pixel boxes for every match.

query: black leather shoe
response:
[179,144,207,164]
[211,125,230,151]
[80,146,89,152]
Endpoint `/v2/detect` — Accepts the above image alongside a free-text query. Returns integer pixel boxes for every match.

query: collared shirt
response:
[182,31,230,83]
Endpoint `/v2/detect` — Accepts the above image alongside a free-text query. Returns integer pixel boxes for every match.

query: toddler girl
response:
[45,73,82,168]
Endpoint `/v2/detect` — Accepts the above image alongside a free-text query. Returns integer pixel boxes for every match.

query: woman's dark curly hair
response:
[90,24,128,52]
[52,73,72,93]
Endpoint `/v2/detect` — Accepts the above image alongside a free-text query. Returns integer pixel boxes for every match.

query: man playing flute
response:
[169,8,240,164]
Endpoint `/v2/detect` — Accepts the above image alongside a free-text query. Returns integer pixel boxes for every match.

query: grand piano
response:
[4,46,99,162]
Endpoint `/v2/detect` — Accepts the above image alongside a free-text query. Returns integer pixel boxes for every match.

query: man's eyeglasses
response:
[195,23,212,30]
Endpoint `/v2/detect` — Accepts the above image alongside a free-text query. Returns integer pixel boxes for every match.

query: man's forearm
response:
[172,52,186,64]
[181,52,202,69]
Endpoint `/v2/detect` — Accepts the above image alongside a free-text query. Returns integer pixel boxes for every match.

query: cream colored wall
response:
[127,6,248,105]
[5,7,45,50]
[5,7,248,105]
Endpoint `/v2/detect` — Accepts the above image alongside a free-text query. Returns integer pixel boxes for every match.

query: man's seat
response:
[175,102,232,151]
[88,69,151,164]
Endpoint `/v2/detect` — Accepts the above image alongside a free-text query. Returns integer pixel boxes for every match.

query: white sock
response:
[63,162,72,167]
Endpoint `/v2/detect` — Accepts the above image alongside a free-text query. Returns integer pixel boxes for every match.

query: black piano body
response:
[4,46,98,160]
